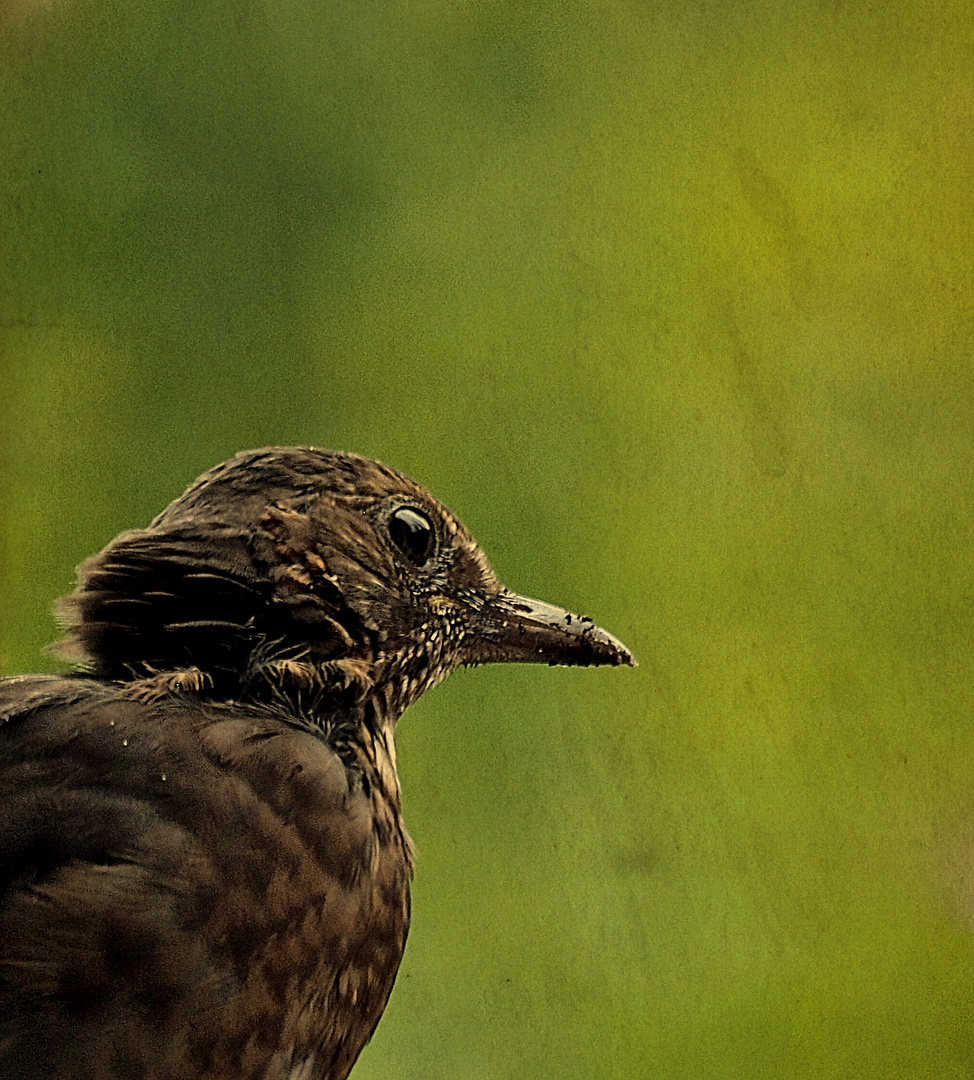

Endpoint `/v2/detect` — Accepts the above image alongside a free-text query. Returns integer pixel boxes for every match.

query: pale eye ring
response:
[389,507,435,566]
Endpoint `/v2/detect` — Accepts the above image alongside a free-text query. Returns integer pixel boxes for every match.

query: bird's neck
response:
[277,676,407,814]
[363,707,403,804]
[339,697,414,871]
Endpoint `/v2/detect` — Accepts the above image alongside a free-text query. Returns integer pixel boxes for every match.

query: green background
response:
[3,1,974,1076]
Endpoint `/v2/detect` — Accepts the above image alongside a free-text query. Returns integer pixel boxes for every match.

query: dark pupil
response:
[389,507,435,565]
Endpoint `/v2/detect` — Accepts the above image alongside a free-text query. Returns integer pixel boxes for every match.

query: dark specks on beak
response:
[466,591,636,668]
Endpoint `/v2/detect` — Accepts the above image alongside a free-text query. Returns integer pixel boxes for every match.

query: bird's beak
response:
[465,591,636,668]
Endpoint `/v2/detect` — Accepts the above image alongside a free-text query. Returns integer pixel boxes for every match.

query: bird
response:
[0,446,634,1080]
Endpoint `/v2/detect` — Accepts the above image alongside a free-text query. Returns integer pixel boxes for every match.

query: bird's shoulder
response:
[0,672,412,1079]
[0,672,406,888]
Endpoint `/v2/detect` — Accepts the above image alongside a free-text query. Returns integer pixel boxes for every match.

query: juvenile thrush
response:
[0,447,634,1080]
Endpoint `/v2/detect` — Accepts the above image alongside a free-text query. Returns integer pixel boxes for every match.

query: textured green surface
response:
[3,2,974,1076]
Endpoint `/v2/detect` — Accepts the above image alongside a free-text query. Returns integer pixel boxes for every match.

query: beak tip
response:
[587,625,636,669]
[601,642,637,669]
[545,625,637,669]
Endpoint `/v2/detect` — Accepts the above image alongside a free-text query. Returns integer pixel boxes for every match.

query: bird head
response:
[57,448,634,718]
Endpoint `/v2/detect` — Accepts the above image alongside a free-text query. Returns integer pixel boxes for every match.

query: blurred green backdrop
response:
[3,1,974,1076]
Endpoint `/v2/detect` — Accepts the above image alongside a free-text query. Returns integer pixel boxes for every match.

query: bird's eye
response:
[389,507,436,566]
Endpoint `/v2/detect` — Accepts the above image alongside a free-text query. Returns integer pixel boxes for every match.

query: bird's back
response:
[0,674,411,1080]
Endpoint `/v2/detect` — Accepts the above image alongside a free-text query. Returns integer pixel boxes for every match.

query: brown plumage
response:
[0,447,634,1080]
